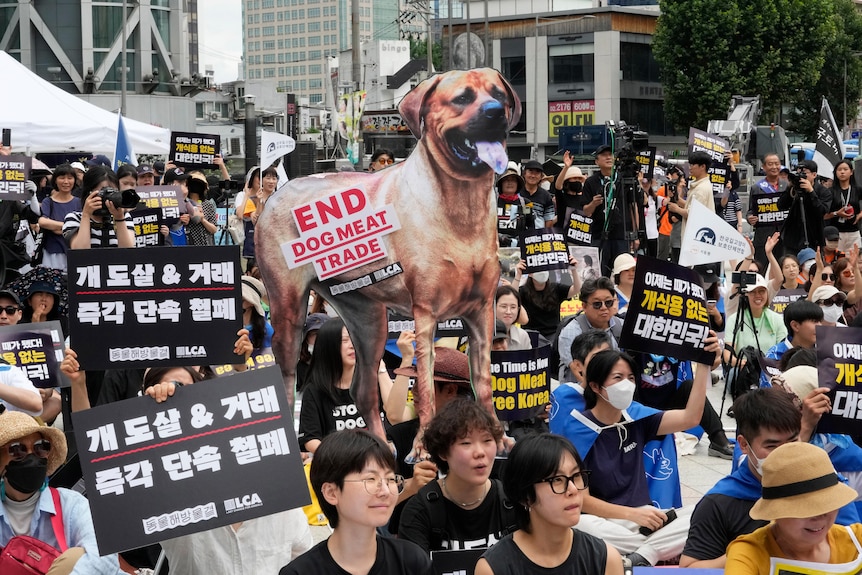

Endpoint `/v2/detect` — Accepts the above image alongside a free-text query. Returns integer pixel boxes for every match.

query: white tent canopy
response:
[0,51,170,154]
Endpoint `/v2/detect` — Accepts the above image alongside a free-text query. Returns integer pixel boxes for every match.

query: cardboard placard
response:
[816,326,862,435]
[636,146,656,180]
[565,210,593,246]
[169,131,220,169]
[620,256,713,365]
[567,246,602,284]
[0,321,64,388]
[519,229,570,273]
[769,288,807,314]
[67,246,242,370]
[73,367,309,554]
[0,155,31,199]
[491,346,551,421]
[688,128,730,195]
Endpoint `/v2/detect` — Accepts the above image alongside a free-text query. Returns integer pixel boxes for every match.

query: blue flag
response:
[113,112,137,170]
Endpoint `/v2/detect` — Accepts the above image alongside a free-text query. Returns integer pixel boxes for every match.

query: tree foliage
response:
[653,0,861,137]
[409,37,443,73]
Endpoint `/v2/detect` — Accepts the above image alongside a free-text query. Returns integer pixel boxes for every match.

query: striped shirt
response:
[62,211,135,248]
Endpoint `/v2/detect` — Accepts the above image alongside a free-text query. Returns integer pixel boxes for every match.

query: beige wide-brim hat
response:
[0,410,67,475]
[750,442,857,520]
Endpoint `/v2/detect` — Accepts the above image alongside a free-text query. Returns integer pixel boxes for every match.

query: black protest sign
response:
[750,183,787,227]
[68,246,242,370]
[491,346,551,421]
[211,347,277,378]
[431,549,485,575]
[0,321,64,388]
[636,146,656,180]
[770,288,807,314]
[0,155,32,200]
[132,208,162,247]
[134,185,186,219]
[689,128,730,195]
[73,367,308,554]
[565,210,593,246]
[169,132,220,169]
[815,326,862,435]
[497,195,527,241]
[708,161,729,195]
[620,256,713,365]
[519,229,569,273]
[387,311,467,339]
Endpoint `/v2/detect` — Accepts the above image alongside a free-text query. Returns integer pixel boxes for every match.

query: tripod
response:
[720,277,764,417]
[215,191,238,246]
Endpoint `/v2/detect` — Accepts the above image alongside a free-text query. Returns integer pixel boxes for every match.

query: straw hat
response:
[780,365,818,402]
[750,442,857,520]
[562,166,587,182]
[0,410,67,475]
[394,347,471,388]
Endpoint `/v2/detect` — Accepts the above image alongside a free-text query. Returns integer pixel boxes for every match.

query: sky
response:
[197,0,244,84]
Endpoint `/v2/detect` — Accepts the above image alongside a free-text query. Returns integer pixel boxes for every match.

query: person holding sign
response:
[825,160,862,252]
[665,151,714,240]
[570,337,720,567]
[0,410,121,574]
[63,167,135,250]
[280,429,431,575]
[474,434,624,575]
[37,163,81,272]
[747,154,788,268]
[725,442,862,574]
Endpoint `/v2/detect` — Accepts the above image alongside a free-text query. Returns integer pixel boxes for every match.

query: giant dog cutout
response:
[256,69,521,456]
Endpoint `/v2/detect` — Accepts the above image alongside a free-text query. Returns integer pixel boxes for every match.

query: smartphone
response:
[707,299,717,306]
[1,129,10,147]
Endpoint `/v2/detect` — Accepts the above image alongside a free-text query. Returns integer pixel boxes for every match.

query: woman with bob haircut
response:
[726,441,862,573]
[475,434,623,575]
[38,163,81,271]
[63,166,135,249]
[280,429,431,575]
[398,397,516,553]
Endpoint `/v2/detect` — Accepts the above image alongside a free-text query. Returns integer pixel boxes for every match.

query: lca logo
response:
[224,493,263,514]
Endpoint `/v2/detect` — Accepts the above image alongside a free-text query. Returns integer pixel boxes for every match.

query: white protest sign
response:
[261,130,296,170]
[678,201,751,267]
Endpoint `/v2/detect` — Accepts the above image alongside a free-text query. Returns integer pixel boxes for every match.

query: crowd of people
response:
[3,143,862,575]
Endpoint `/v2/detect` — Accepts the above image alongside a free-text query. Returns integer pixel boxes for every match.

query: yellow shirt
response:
[726,523,862,575]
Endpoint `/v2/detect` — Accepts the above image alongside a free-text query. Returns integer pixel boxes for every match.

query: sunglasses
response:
[842,269,854,278]
[0,305,20,315]
[7,439,52,461]
[588,299,615,310]
[822,273,836,281]
[817,297,847,306]
[376,158,394,165]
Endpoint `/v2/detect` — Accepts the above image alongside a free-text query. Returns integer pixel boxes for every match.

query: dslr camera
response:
[95,186,140,217]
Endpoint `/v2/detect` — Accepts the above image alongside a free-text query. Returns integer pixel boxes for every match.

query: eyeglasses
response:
[7,439,52,461]
[540,471,591,494]
[842,269,855,278]
[343,475,405,495]
[822,273,836,281]
[0,306,20,315]
[588,299,615,310]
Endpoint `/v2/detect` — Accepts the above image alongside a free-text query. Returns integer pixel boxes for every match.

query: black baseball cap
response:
[824,226,840,241]
[594,144,613,156]
[163,168,188,184]
[522,159,544,173]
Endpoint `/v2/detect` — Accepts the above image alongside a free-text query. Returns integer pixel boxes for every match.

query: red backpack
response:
[0,487,67,575]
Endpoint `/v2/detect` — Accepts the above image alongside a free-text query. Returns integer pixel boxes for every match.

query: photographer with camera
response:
[63,166,136,249]
[778,159,830,256]
[656,166,684,262]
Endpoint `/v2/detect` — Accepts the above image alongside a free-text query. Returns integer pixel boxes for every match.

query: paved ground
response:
[304,375,737,545]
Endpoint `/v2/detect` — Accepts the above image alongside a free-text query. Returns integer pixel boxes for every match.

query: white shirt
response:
[0,363,42,416]
[160,508,313,575]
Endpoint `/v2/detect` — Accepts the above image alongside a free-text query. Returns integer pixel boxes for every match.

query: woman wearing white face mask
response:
[811,285,848,326]
[564,342,720,567]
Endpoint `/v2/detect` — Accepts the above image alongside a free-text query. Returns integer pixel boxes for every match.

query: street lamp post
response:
[244,95,257,174]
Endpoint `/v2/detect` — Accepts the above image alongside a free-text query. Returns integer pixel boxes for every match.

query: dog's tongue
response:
[476,141,508,174]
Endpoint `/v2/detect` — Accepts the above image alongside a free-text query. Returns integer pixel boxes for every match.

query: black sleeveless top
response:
[481,529,608,574]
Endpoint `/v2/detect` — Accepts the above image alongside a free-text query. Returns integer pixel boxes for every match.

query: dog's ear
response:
[399,74,442,138]
[496,71,522,131]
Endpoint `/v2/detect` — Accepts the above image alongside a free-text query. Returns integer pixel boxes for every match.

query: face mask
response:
[3,454,48,495]
[823,304,844,324]
[567,181,583,193]
[745,442,765,476]
[601,378,636,411]
[532,271,549,284]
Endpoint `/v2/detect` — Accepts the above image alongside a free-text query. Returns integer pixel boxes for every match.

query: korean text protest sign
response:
[620,256,713,365]
[815,326,862,435]
[519,229,570,273]
[565,211,593,246]
[282,187,402,281]
[769,288,807,314]
[73,367,308,554]
[169,132,220,169]
[131,186,185,247]
[688,128,730,195]
[0,155,31,200]
[0,321,64,388]
[636,146,656,180]
[491,346,551,421]
[68,246,242,370]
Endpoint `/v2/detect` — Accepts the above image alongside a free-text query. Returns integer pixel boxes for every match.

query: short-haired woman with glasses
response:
[280,429,431,575]
[475,434,623,575]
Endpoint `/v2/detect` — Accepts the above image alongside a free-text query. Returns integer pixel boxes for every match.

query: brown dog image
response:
[255,68,521,456]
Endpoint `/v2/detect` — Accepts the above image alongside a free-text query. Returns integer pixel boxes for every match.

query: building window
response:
[263,12,275,22]
[310,78,323,88]
[619,99,673,136]
[548,44,594,84]
[264,68,276,77]
[310,94,323,104]
[620,42,660,83]
[263,0,275,6]
[501,56,526,85]
[195,102,204,119]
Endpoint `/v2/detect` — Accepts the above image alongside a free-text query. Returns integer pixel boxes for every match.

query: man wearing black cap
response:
[136,164,156,187]
[581,144,639,276]
[777,159,830,254]
[520,159,556,228]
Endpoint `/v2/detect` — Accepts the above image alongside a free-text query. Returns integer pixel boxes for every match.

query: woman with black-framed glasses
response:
[475,434,623,575]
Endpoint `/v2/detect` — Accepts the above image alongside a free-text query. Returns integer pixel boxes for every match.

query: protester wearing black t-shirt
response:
[512,259,579,340]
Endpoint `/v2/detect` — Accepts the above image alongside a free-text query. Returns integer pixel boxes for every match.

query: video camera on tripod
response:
[605,121,649,241]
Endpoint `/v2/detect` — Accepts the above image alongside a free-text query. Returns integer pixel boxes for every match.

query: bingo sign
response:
[282,188,402,281]
[73,367,309,554]
[170,131,220,169]
[0,155,31,200]
[620,256,713,365]
[548,100,595,138]
[491,346,551,421]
